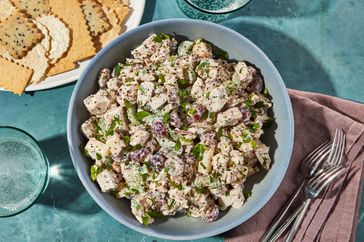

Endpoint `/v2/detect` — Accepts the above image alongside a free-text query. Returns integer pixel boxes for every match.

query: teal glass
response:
[177,0,251,22]
[0,127,49,217]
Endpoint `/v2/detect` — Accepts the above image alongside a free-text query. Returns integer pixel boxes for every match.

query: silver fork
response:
[268,129,346,242]
[261,140,332,242]
[285,129,346,242]
[285,166,346,242]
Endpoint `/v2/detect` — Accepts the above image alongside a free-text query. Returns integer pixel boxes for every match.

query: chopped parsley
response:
[158,73,165,83]
[175,139,182,151]
[168,199,175,209]
[195,186,207,194]
[146,210,165,219]
[243,191,252,199]
[106,117,122,136]
[177,78,188,87]
[96,153,102,160]
[254,101,265,108]
[153,33,170,43]
[215,50,229,60]
[79,144,90,158]
[162,112,170,124]
[192,143,206,161]
[251,140,257,149]
[216,127,223,139]
[123,135,130,145]
[196,61,209,71]
[171,181,183,190]
[90,165,100,181]
[112,63,122,76]
[138,85,146,94]
[141,215,150,225]
[247,122,260,132]
[135,110,151,121]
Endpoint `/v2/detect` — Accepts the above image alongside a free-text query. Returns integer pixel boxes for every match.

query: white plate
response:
[0,0,145,92]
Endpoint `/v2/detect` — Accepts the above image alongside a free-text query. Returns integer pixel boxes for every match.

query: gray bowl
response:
[67,19,294,240]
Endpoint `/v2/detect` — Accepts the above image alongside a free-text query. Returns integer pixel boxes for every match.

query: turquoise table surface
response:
[0,0,363,241]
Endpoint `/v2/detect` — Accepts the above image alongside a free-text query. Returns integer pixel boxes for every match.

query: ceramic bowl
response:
[67,19,294,240]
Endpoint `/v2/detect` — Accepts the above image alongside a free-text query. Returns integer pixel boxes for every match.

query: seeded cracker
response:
[0,19,51,84]
[11,0,51,18]
[80,0,111,37]
[48,0,95,76]
[0,56,33,95]
[0,0,16,21]
[98,0,130,25]
[0,12,43,59]
[96,6,120,49]
[36,15,70,64]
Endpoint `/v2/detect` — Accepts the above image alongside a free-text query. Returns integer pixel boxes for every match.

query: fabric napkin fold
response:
[225,89,364,242]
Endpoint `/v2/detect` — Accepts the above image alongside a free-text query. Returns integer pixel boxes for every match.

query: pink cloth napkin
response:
[225,89,364,242]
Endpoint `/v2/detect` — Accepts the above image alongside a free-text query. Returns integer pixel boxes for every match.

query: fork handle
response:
[260,181,305,242]
[286,198,312,242]
[266,203,304,242]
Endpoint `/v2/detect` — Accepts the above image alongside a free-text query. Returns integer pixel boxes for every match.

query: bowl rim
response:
[67,18,294,240]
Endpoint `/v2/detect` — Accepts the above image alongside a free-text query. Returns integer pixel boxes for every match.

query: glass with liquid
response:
[178,0,251,22]
[0,127,49,217]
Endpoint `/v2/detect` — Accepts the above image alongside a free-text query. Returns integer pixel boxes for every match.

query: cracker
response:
[10,0,51,18]
[33,20,50,53]
[96,6,121,49]
[0,18,51,84]
[0,12,43,59]
[80,0,111,37]
[47,0,95,76]
[36,15,70,64]
[0,56,33,95]
[0,0,16,21]
[98,0,130,25]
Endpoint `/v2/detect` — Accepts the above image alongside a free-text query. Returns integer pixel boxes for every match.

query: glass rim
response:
[0,126,49,217]
[184,0,252,14]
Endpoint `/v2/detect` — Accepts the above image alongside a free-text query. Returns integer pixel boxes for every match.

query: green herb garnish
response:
[243,191,252,199]
[251,140,257,149]
[177,78,188,87]
[135,110,151,121]
[141,215,150,225]
[124,100,132,109]
[175,139,181,151]
[168,199,175,209]
[162,112,170,124]
[106,117,122,136]
[153,33,170,43]
[90,165,100,181]
[248,122,260,132]
[138,85,146,94]
[112,63,122,76]
[215,50,229,60]
[96,153,102,160]
[192,143,206,161]
[123,135,130,145]
[146,210,165,219]
[216,128,223,139]
[171,181,183,190]
[254,101,265,108]
[158,73,165,83]
[79,144,90,158]
[195,186,207,194]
